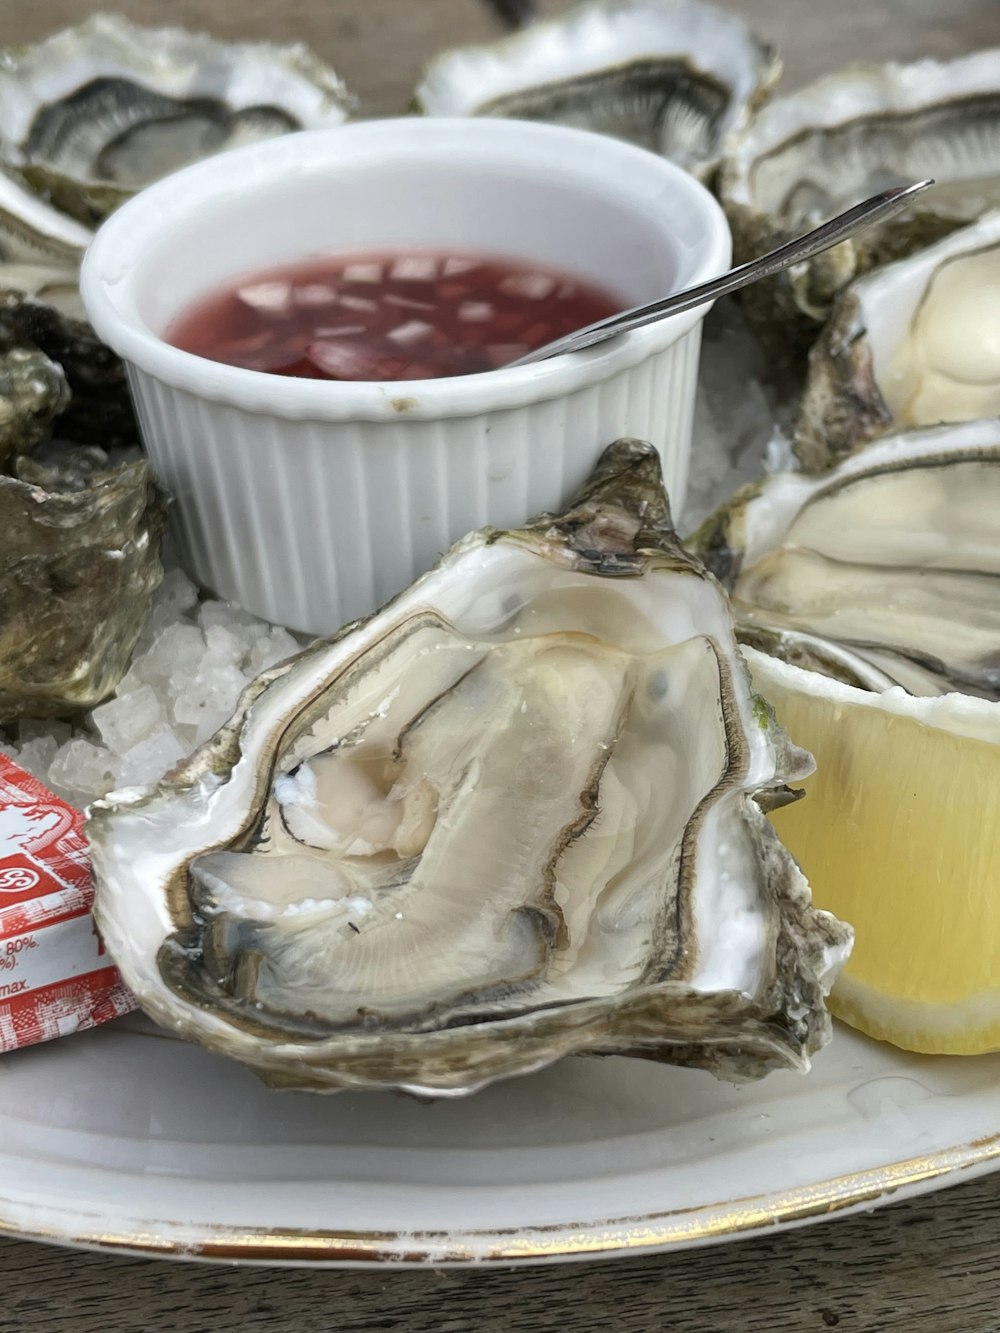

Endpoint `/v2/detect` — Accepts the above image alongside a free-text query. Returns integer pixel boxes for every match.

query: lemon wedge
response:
[746,646,1000,1055]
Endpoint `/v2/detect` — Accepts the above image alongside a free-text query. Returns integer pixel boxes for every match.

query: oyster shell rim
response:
[692,417,1000,699]
[415,0,781,181]
[0,12,356,225]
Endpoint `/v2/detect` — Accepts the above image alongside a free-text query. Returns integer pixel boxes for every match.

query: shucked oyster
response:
[0,446,165,721]
[88,440,850,1097]
[719,51,1000,377]
[0,14,354,226]
[693,418,1000,699]
[417,0,780,182]
[795,212,1000,472]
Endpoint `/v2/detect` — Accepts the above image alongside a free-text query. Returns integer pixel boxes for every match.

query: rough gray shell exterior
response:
[0,447,166,720]
[0,343,69,467]
[0,288,137,449]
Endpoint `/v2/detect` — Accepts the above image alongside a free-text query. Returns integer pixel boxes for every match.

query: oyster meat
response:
[795,212,1000,471]
[417,0,780,181]
[694,418,1000,699]
[0,14,354,226]
[719,51,1000,376]
[88,440,850,1097]
[0,446,166,721]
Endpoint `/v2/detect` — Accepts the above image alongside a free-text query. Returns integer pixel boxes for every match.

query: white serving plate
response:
[0,1015,995,1265]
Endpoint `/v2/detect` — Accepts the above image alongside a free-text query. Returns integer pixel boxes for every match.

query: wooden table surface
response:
[0,0,998,1328]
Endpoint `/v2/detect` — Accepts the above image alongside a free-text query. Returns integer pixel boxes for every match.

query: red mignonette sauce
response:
[168,249,625,381]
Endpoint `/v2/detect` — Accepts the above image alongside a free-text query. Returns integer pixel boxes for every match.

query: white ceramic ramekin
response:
[82,118,730,634]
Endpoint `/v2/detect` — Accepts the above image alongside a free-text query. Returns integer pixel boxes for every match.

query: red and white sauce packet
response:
[0,753,135,1050]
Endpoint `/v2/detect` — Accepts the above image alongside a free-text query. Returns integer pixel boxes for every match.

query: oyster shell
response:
[719,51,1000,378]
[0,287,136,448]
[0,14,354,226]
[795,212,1000,472]
[88,440,850,1098]
[0,168,89,319]
[0,343,69,467]
[693,418,1000,699]
[0,446,166,721]
[416,0,780,181]
[0,172,136,446]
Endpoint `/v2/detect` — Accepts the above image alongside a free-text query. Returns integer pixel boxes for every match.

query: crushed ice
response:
[4,561,305,809]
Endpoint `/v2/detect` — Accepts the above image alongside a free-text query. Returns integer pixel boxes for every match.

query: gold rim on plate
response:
[1,1132,997,1264]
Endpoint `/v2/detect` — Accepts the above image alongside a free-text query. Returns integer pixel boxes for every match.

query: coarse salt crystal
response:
[46,739,117,805]
[116,727,187,790]
[91,685,164,758]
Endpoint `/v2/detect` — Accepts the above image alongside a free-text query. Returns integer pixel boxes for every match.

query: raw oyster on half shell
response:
[417,0,780,181]
[719,51,1000,377]
[694,419,1000,699]
[0,14,354,226]
[0,446,165,721]
[795,212,1000,472]
[88,440,850,1098]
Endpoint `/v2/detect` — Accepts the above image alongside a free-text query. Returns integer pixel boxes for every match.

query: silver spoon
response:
[509,179,934,368]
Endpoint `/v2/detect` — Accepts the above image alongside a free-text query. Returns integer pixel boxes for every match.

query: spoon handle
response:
[510,179,935,368]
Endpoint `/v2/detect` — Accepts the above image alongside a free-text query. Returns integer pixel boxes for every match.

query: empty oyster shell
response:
[88,440,850,1097]
[417,0,780,181]
[0,446,165,720]
[0,14,354,226]
[719,51,1000,377]
[694,418,1000,699]
[795,212,1000,472]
